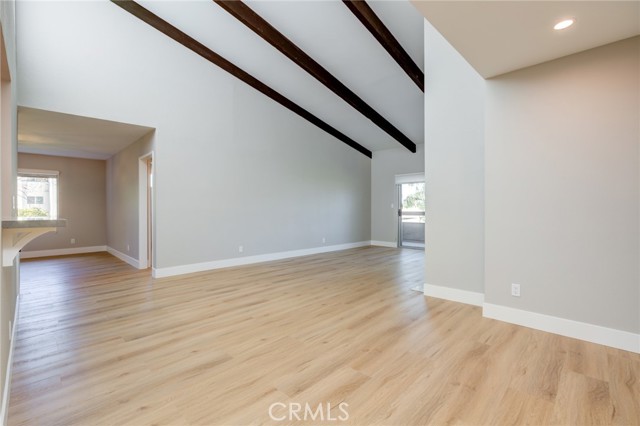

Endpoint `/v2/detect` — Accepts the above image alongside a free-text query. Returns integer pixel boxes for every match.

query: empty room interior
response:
[0,0,637,425]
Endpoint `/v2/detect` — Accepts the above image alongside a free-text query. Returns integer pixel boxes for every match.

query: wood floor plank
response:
[7,248,640,425]
[551,370,614,425]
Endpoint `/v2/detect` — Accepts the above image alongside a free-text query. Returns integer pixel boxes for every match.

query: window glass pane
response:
[401,182,425,211]
[401,182,425,224]
[17,175,58,219]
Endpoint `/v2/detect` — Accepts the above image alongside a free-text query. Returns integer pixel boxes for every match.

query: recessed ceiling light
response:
[554,19,575,30]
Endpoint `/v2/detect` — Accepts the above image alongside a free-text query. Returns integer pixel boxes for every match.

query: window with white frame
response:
[17,170,59,219]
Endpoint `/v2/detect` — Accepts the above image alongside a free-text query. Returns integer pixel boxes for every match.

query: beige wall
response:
[18,153,107,252]
[106,132,154,262]
[0,0,18,421]
[485,37,640,333]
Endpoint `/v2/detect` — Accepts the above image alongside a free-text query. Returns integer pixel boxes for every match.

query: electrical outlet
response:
[70,238,76,244]
[322,237,326,244]
[511,283,521,297]
[126,245,130,252]
[239,245,244,253]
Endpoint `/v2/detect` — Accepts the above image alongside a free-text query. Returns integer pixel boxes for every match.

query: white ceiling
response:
[19,1,639,159]
[413,0,640,78]
[20,0,426,158]
[18,107,154,160]
[139,0,425,151]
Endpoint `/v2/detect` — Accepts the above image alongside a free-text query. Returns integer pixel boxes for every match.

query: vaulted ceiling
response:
[18,1,639,160]
[19,0,425,160]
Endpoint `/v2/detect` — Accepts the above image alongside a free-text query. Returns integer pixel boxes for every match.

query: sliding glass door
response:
[398,182,425,249]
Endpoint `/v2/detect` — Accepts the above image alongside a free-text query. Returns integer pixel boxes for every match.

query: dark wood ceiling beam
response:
[343,0,424,92]
[214,0,417,153]
[111,0,372,158]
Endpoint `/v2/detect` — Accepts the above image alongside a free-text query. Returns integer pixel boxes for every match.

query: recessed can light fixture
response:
[554,18,575,30]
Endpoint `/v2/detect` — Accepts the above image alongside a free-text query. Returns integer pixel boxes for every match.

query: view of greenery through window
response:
[401,182,425,224]
[402,182,425,211]
[17,175,58,219]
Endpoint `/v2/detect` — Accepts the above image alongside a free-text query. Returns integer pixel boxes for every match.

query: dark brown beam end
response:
[215,0,417,153]
[111,0,372,158]
[343,0,424,92]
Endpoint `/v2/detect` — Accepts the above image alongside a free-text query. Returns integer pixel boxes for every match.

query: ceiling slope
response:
[112,0,372,158]
[241,0,424,147]
[18,1,424,159]
[214,0,417,153]
[343,0,424,91]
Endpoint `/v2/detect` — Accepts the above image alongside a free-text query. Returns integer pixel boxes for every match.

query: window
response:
[26,196,44,205]
[400,182,426,224]
[17,170,59,219]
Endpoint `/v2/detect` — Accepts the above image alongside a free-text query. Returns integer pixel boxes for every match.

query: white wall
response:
[485,37,640,334]
[17,1,371,274]
[371,145,424,245]
[423,19,485,295]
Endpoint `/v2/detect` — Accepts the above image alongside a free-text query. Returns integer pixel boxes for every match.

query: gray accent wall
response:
[371,145,424,244]
[19,153,107,252]
[424,19,485,294]
[485,37,640,333]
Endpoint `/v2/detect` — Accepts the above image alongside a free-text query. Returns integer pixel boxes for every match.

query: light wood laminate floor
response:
[8,248,640,425]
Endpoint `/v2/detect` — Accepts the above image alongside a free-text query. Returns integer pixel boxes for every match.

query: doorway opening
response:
[139,153,154,269]
[397,181,425,249]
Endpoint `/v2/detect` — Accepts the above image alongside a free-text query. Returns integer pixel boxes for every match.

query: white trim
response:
[153,241,371,278]
[1,295,19,425]
[107,246,141,269]
[483,303,640,354]
[17,168,59,176]
[370,240,397,248]
[395,173,425,184]
[423,283,484,307]
[138,152,154,270]
[19,245,106,259]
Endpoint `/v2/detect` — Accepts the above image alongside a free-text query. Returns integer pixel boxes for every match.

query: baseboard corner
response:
[106,246,141,269]
[423,283,484,307]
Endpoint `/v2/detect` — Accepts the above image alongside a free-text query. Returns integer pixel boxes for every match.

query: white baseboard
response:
[1,295,19,425]
[483,303,640,354]
[20,245,106,259]
[153,241,371,278]
[370,240,397,248]
[424,283,484,307]
[107,246,141,269]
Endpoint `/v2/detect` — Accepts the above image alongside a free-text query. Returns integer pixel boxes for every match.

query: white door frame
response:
[138,152,154,269]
